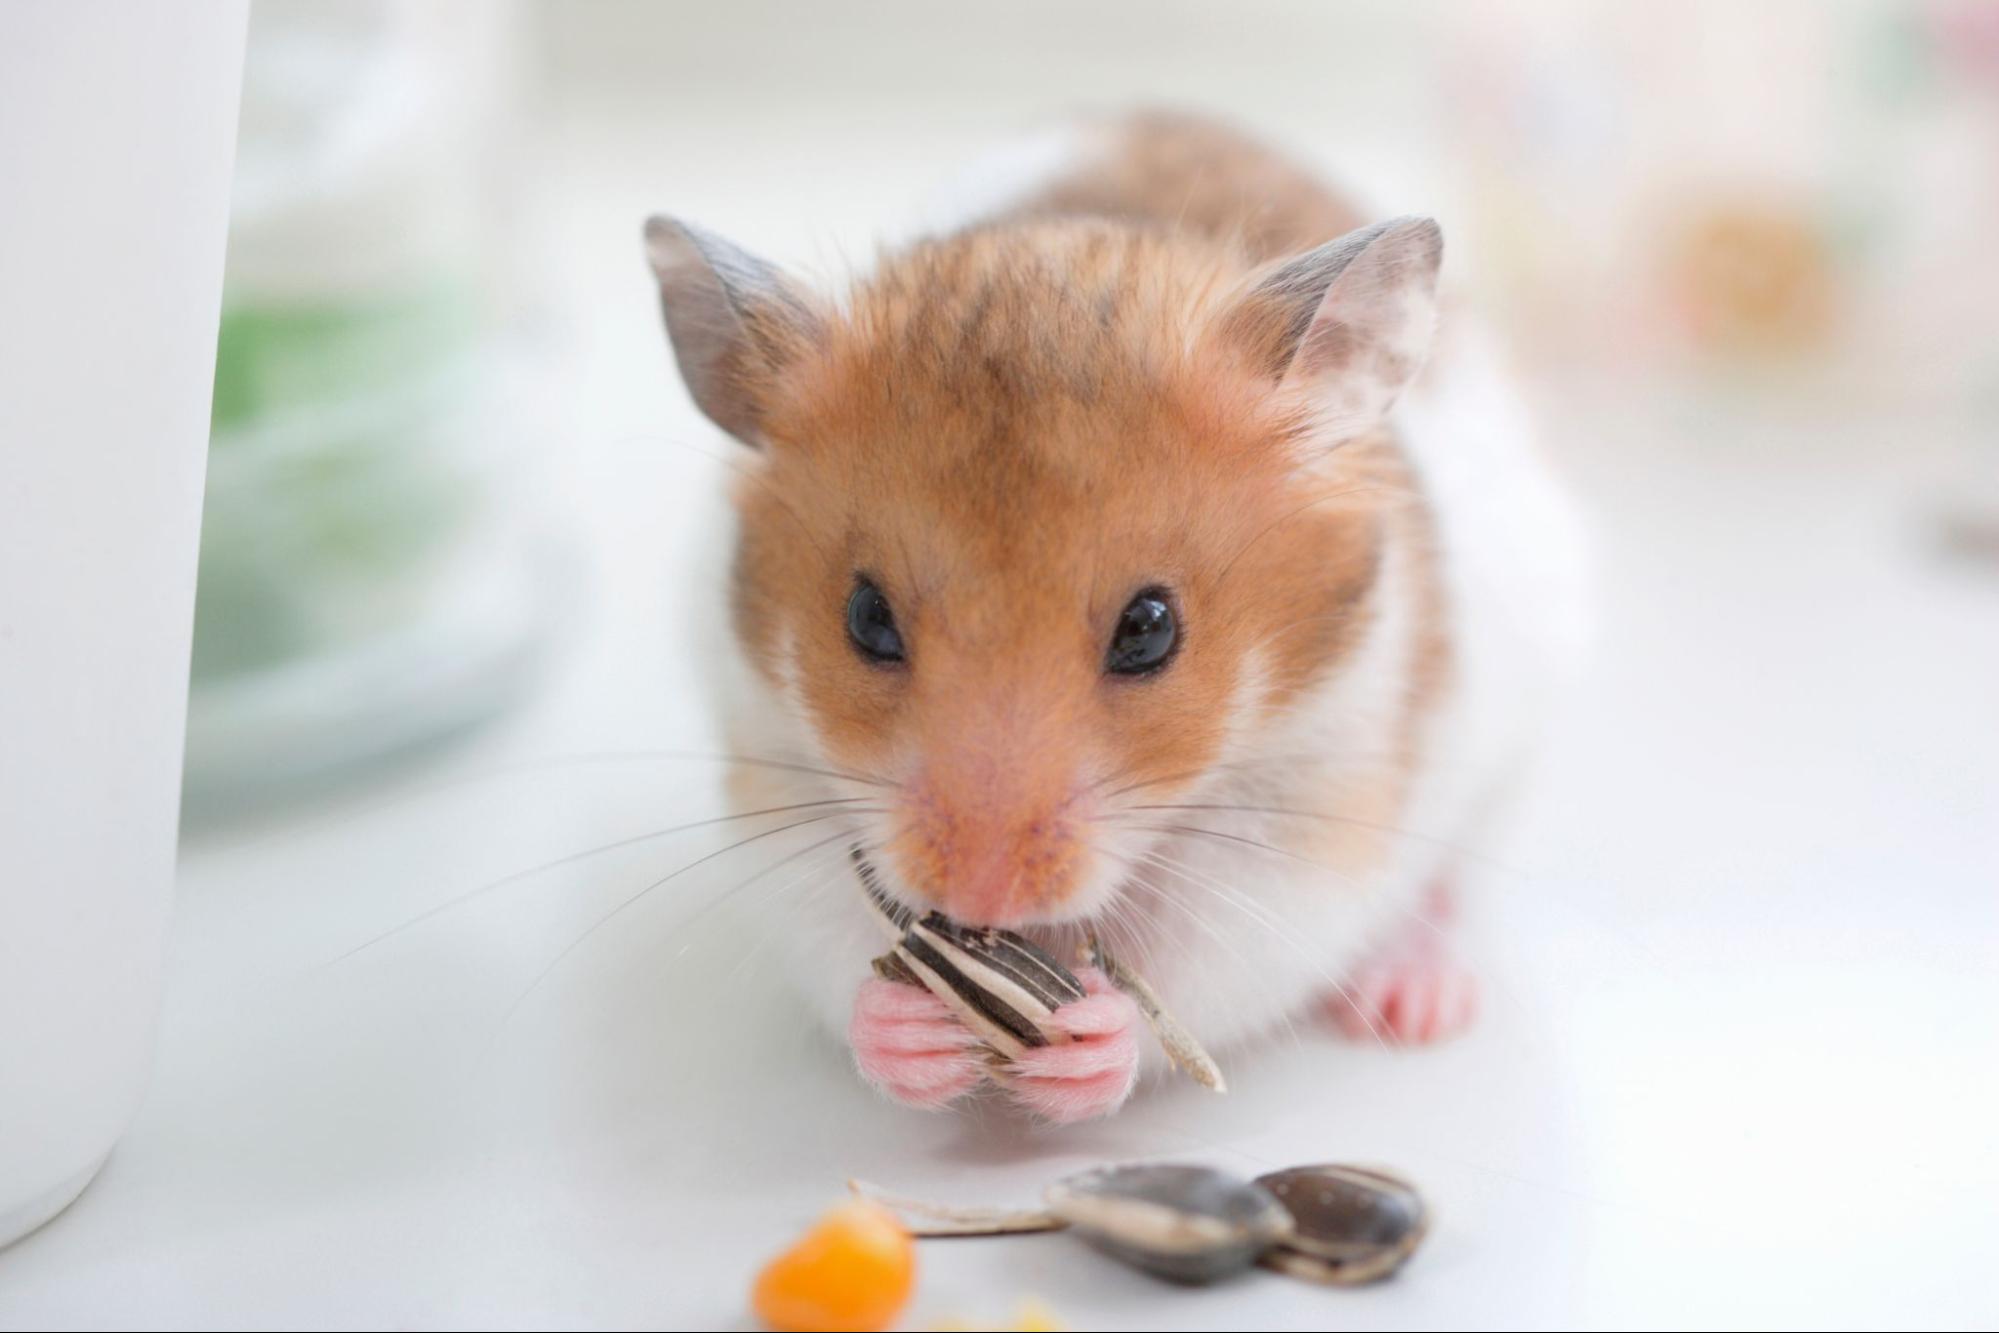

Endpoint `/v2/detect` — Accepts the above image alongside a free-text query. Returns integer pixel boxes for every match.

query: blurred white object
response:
[0,2,246,1244]
[182,0,554,815]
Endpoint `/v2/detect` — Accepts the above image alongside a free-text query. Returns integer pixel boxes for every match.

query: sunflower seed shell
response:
[1044,1164,1294,1285]
[1253,1163,1428,1285]
[1086,934,1226,1092]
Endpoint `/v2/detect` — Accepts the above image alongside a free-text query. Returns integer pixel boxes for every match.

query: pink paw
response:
[996,968,1142,1124]
[1329,934,1479,1046]
[849,977,985,1110]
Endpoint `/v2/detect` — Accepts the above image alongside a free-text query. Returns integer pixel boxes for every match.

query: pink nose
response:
[947,841,1032,926]
[889,788,1086,927]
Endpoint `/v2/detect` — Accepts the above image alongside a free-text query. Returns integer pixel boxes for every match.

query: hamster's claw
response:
[996,967,1142,1123]
[849,977,985,1109]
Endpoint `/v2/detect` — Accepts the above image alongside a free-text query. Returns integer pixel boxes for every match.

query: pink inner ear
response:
[1254,217,1443,439]
[1293,305,1373,380]
[1288,220,1441,382]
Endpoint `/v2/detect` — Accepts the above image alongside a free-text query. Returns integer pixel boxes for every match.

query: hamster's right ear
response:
[1216,216,1443,441]
[643,216,823,447]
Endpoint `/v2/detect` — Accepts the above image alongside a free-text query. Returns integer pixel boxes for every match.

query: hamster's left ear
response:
[1219,215,1443,437]
[644,216,822,447]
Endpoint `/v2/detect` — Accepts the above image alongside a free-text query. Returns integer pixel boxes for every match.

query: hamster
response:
[643,110,1586,1123]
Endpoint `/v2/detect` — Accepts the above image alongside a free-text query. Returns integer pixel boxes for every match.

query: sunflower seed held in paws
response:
[855,849,1084,1060]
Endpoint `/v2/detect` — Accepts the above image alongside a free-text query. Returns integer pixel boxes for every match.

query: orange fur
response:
[722,116,1439,925]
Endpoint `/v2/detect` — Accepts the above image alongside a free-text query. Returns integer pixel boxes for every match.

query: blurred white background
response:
[1,1,1994,1328]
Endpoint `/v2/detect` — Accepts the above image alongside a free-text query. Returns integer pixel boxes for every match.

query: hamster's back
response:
[934,110,1367,264]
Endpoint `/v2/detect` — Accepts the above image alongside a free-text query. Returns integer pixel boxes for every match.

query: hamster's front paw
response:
[997,968,1142,1124]
[849,977,985,1110]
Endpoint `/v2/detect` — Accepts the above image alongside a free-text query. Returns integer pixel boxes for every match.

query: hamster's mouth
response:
[847,844,1089,962]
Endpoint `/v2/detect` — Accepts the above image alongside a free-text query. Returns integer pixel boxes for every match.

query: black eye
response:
[846,580,905,663]
[1106,588,1177,675]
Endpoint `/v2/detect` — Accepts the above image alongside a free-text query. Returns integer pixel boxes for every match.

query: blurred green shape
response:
[192,277,482,681]
[209,277,476,432]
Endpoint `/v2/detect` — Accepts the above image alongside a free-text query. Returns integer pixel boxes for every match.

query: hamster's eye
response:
[846,580,905,664]
[1106,588,1177,676]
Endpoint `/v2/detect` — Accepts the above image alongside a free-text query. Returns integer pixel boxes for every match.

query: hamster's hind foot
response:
[1325,881,1479,1046]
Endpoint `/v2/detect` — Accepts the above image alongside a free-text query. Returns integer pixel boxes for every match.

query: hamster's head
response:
[646,214,1442,928]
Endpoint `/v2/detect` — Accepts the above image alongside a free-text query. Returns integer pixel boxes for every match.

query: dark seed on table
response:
[1043,1164,1295,1285]
[1253,1164,1428,1285]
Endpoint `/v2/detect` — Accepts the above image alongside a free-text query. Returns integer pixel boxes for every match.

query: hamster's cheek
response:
[1096,639,1248,789]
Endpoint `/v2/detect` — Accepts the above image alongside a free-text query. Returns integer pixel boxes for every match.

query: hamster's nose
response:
[888,775,1088,927]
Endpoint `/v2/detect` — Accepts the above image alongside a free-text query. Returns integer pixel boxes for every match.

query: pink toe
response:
[849,978,985,1110]
[998,971,1142,1123]
[1325,934,1479,1047]
[1393,977,1433,1042]
[1046,972,1140,1039]
[851,1013,976,1060]
[854,977,959,1024]
[851,1031,983,1108]
[1008,1024,1139,1081]
[874,1055,985,1107]
[1008,1066,1135,1123]
[1329,973,1386,1040]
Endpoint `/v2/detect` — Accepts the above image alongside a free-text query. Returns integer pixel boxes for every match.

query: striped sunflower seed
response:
[854,849,1085,1060]
[853,849,1225,1093]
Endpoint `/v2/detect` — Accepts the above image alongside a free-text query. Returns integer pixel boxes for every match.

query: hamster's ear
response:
[1220,216,1442,437]
[644,216,822,447]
